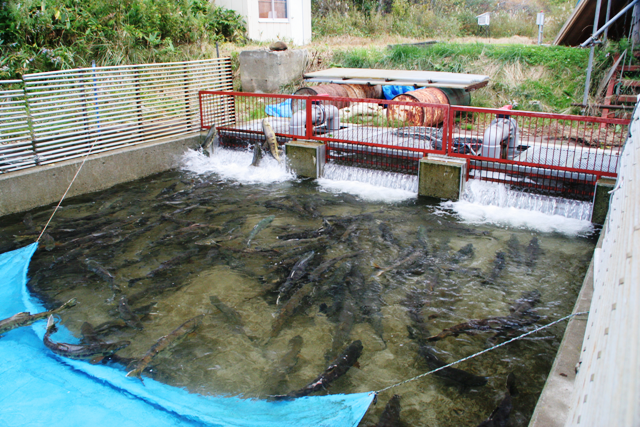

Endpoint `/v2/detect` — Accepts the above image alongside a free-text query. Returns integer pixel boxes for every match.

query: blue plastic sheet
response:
[265,99,293,117]
[382,85,415,100]
[0,243,374,427]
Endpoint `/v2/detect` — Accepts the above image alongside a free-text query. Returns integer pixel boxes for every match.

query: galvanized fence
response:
[0,58,232,173]
[200,90,629,199]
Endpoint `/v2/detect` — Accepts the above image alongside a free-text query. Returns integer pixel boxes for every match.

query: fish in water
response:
[506,234,523,264]
[0,298,77,337]
[126,314,205,378]
[325,293,357,361]
[271,282,316,338]
[201,126,219,157]
[483,251,506,285]
[308,251,364,282]
[418,344,488,388]
[250,142,263,167]
[347,265,385,345]
[374,250,422,277]
[378,222,399,246]
[264,335,304,395]
[476,373,518,427]
[525,236,542,268]
[145,249,199,278]
[416,226,429,252]
[209,295,253,338]
[118,295,143,330]
[375,395,408,427]
[278,220,333,241]
[262,118,281,162]
[277,250,315,304]
[452,243,474,263]
[40,233,55,251]
[509,289,541,317]
[247,215,275,247]
[23,213,36,232]
[83,258,115,285]
[44,315,130,363]
[80,321,100,344]
[426,290,541,342]
[279,340,363,399]
[82,258,122,294]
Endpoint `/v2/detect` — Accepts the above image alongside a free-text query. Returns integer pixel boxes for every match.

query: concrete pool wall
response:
[530,101,639,426]
[0,134,201,216]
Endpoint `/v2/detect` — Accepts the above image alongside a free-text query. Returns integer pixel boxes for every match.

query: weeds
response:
[0,0,246,79]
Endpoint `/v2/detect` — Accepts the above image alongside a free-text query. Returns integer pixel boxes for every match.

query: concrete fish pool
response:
[0,148,596,426]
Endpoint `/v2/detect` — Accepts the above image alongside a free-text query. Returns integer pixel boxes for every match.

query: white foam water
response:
[442,179,594,235]
[318,164,418,203]
[181,148,294,184]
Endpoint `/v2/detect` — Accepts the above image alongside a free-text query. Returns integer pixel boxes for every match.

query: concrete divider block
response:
[418,155,467,201]
[239,49,308,93]
[591,177,616,225]
[284,141,325,179]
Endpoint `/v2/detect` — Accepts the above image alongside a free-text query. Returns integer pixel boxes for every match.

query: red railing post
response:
[305,97,313,140]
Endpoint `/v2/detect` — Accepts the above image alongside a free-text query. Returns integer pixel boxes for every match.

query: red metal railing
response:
[199,90,629,199]
[446,106,627,199]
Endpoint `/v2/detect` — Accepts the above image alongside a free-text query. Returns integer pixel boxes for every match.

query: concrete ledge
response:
[0,134,201,217]
[591,177,616,225]
[418,154,467,201]
[285,141,325,179]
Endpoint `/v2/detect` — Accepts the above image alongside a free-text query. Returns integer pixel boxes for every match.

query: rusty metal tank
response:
[294,84,382,110]
[387,88,449,127]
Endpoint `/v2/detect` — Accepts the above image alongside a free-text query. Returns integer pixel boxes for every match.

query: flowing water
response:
[0,148,597,427]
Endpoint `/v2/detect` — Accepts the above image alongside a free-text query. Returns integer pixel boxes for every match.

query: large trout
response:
[262,118,281,162]
[43,315,130,363]
[126,314,205,378]
[278,340,363,399]
[0,298,77,337]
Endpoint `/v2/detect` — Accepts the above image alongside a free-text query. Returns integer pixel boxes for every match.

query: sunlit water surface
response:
[0,148,596,427]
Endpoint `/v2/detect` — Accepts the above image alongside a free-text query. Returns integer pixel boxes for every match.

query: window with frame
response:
[259,0,287,19]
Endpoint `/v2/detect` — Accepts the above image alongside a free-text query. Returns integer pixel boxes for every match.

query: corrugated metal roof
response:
[303,68,489,91]
[554,0,633,46]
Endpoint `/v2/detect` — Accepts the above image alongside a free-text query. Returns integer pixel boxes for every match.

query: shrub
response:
[0,0,245,78]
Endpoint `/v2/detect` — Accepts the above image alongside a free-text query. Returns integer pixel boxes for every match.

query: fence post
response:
[183,63,193,131]
[78,69,92,144]
[22,80,40,166]
[446,104,455,155]
[305,97,313,140]
[134,65,144,142]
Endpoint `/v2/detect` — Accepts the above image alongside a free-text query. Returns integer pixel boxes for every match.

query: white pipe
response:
[288,104,340,136]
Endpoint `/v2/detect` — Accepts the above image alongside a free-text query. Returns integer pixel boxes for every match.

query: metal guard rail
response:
[199,90,629,199]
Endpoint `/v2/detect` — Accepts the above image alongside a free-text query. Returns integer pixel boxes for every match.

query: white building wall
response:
[564,99,640,426]
[215,0,311,46]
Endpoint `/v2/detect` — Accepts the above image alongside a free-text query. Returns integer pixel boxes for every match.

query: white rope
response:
[373,311,589,396]
[36,140,97,243]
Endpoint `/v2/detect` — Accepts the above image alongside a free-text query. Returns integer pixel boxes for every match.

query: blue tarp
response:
[265,99,293,118]
[382,85,415,100]
[0,243,374,427]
